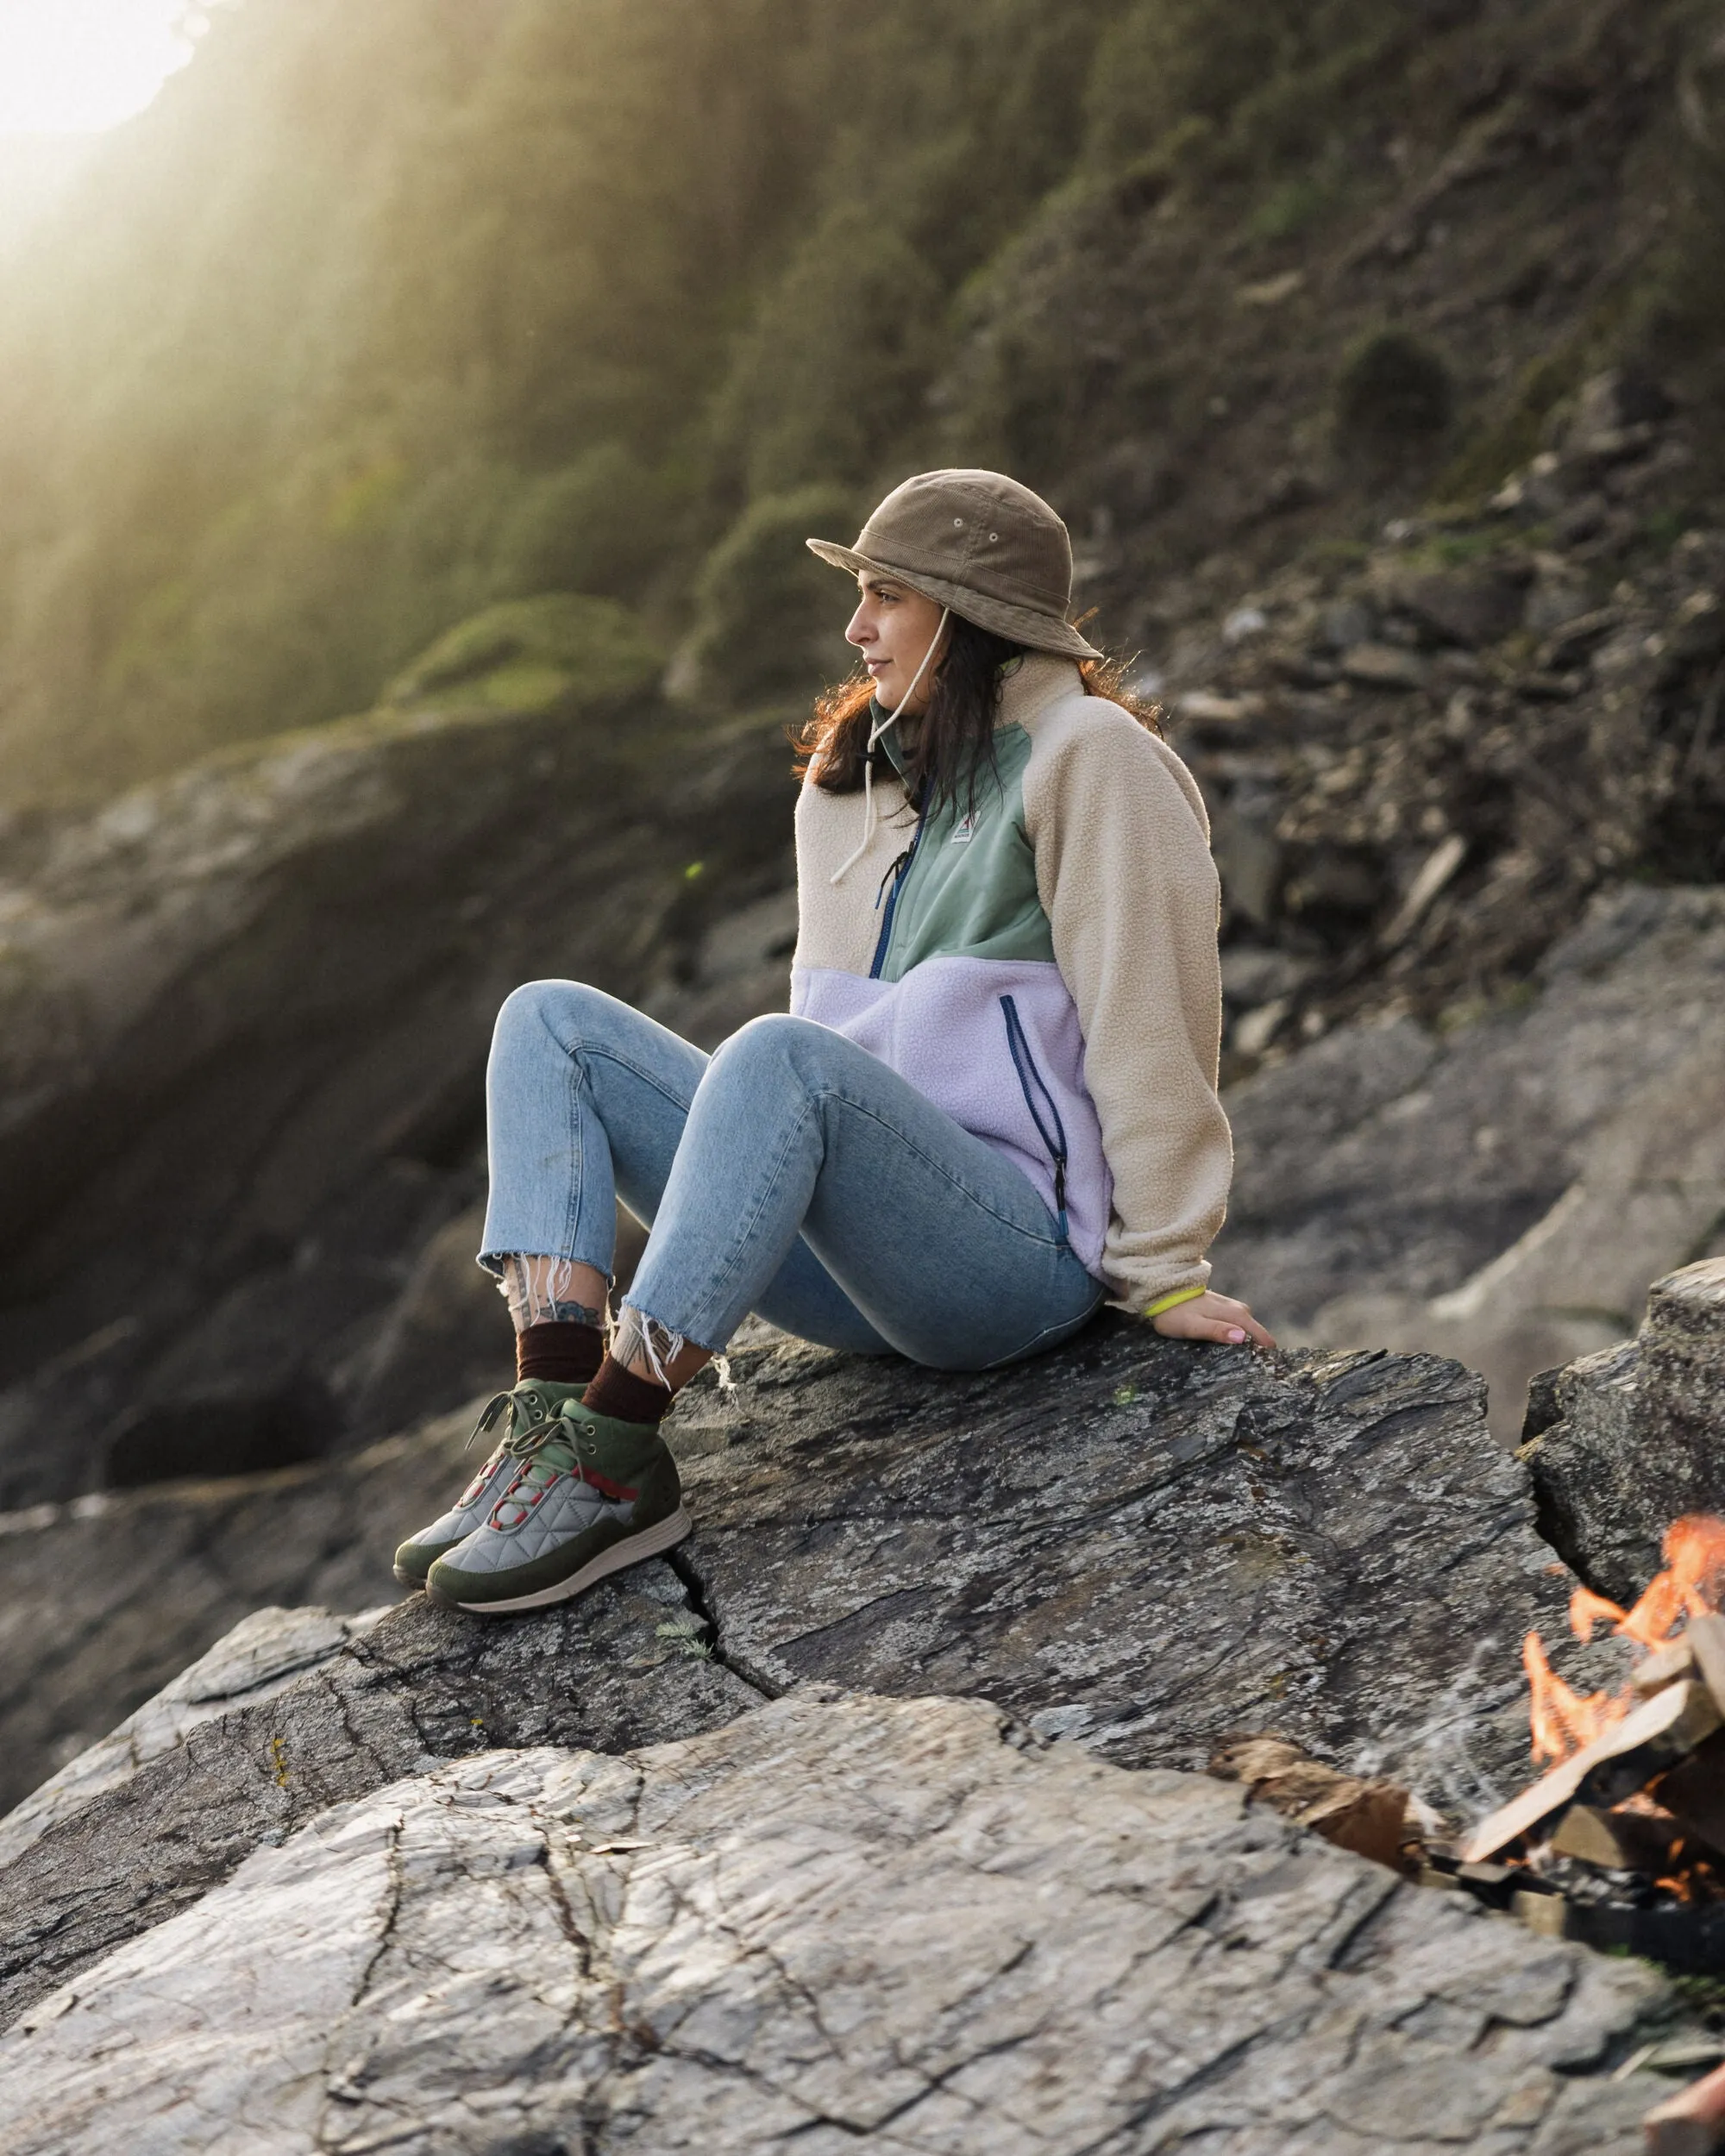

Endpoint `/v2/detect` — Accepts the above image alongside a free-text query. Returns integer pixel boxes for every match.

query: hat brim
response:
[806,539,1103,661]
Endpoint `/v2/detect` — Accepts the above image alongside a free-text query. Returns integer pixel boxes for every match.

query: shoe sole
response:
[425,1506,693,1614]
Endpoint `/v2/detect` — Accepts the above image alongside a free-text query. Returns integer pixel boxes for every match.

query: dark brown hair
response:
[793,612,1163,813]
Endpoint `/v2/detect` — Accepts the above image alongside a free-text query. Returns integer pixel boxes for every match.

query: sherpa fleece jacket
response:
[790,650,1233,1313]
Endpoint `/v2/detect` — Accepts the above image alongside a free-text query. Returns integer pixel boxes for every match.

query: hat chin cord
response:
[830,605,950,887]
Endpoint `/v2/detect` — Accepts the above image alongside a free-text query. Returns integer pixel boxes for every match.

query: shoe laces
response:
[503,1403,604,1495]
[460,1385,592,1499]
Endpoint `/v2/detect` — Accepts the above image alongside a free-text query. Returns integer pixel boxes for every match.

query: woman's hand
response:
[1151,1290,1276,1349]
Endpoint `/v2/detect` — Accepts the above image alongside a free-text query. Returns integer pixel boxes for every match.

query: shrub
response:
[679,484,859,709]
[382,594,661,712]
[1334,329,1455,461]
[491,442,672,602]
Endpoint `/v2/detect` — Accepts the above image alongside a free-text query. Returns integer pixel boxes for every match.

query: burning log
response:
[1461,1519,1725,1896]
[1462,1678,1722,1863]
[1659,1733,1725,1864]
[1549,1802,1684,1874]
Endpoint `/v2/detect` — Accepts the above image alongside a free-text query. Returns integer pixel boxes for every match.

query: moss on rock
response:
[382,594,661,713]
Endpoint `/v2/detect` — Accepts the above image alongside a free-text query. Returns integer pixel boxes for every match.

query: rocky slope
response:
[0,1319,1621,2028]
[0,1689,1666,2155]
[6,1247,1720,2147]
[0,627,1718,1808]
[0,602,798,1514]
[1163,378,1725,1055]
[1216,884,1725,1437]
[0,1407,476,1817]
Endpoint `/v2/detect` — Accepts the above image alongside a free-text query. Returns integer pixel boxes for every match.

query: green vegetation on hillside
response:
[0,0,1717,805]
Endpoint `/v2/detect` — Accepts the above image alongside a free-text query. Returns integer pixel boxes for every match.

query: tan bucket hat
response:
[806,468,1101,661]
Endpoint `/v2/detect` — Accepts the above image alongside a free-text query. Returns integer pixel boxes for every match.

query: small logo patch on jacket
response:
[951,814,979,844]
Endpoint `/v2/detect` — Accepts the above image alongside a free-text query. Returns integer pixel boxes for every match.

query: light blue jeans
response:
[480,981,1105,1369]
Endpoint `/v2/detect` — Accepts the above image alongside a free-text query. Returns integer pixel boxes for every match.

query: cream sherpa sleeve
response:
[1021,694,1233,1312]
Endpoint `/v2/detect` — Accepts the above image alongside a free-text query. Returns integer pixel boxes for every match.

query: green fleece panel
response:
[876,723,1055,979]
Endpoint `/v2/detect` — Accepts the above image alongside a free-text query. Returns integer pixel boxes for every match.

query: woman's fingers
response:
[1151,1292,1277,1350]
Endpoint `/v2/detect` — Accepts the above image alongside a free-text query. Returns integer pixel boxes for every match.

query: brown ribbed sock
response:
[581,1353,672,1426]
[516,1320,605,1388]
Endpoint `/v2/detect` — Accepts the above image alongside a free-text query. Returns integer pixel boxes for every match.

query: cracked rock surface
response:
[0,1690,1662,2154]
[0,1404,482,1815]
[0,1563,755,2028]
[0,1602,388,1870]
[1521,1257,1725,1604]
[668,1318,1596,1815]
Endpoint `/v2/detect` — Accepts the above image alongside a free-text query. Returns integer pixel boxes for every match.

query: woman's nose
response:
[845,605,872,647]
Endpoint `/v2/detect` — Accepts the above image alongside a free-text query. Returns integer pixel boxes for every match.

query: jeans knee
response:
[492,978,607,1056]
[708,1012,830,1093]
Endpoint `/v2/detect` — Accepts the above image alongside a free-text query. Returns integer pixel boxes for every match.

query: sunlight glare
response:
[0,0,207,135]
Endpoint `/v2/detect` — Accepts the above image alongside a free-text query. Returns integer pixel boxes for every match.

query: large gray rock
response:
[0,1603,386,1870]
[669,1317,1596,1817]
[0,654,797,1510]
[1521,1258,1725,1604]
[0,1690,1665,2153]
[0,1320,1611,2036]
[0,1401,481,1814]
[0,1565,756,2029]
[1217,887,1725,1437]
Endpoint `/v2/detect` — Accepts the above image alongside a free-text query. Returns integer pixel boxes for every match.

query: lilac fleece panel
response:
[790,956,1113,1274]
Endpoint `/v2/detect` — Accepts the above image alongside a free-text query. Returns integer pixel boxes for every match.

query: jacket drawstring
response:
[830,605,950,885]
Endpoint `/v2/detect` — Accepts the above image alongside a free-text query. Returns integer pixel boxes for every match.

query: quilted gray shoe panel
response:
[393,1380,588,1586]
[439,1470,635,1577]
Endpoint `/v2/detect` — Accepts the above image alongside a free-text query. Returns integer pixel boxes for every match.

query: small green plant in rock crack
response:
[655,1616,712,1661]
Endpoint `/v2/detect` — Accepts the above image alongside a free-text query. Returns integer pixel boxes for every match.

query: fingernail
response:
[1227,1327,1246,1343]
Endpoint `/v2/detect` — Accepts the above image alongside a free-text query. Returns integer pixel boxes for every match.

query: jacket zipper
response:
[869,801,925,980]
[1000,993,1070,1226]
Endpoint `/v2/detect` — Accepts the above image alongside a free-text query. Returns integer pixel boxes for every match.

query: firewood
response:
[1687,1614,1725,1717]
[1209,1736,1414,1871]
[1634,1639,1697,1698]
[1548,1802,1681,1873]
[1656,1731,1725,1861]
[1462,1680,1722,1863]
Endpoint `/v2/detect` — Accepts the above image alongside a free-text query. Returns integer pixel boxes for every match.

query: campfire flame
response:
[1523,1515,1725,1768]
[1522,1632,1622,1766]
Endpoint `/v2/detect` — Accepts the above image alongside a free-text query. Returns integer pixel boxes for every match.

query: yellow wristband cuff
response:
[1143,1285,1206,1319]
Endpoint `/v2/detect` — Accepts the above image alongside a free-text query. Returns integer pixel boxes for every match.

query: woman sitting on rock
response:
[396,468,1274,1614]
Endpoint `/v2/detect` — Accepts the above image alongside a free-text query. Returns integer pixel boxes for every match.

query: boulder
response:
[0,1402,480,1814]
[0,1690,1665,2153]
[0,1319,1615,2032]
[0,1565,753,2029]
[0,1603,386,1870]
[665,1319,1600,1815]
[0,647,798,1509]
[1521,1259,1725,1604]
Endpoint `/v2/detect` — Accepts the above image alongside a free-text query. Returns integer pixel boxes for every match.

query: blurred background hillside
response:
[1,0,1722,799]
[0,0,1723,1798]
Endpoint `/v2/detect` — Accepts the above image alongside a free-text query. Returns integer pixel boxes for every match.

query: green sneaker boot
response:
[423,1398,688,1614]
[392,1380,592,1589]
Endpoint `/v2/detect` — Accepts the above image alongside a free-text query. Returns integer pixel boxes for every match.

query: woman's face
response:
[846,573,948,713]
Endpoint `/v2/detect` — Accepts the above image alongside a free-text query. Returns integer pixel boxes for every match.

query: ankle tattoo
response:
[499,1255,608,1334]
